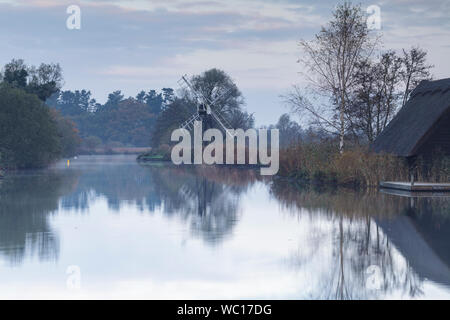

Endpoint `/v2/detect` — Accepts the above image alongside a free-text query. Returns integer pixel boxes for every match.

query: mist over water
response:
[0,155,449,299]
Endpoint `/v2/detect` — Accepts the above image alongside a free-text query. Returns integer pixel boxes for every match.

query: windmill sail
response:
[207,87,234,130]
[210,110,234,137]
[177,74,235,137]
[178,75,209,109]
[180,113,201,130]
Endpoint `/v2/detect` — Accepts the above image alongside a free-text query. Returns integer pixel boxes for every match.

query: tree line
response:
[47,87,175,149]
[47,68,255,151]
[0,57,176,169]
[0,59,79,168]
[287,2,433,152]
[0,58,255,169]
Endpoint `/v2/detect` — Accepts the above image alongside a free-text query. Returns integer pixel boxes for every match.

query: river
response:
[0,155,449,299]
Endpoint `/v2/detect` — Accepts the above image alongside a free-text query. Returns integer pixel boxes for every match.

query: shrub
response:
[278,141,411,188]
[0,85,61,168]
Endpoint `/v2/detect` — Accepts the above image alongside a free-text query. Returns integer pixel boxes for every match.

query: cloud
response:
[0,0,448,124]
[101,40,300,89]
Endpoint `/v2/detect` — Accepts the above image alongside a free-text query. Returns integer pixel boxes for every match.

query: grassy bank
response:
[137,144,257,163]
[140,140,449,188]
[278,141,450,188]
[80,146,152,156]
[137,145,171,162]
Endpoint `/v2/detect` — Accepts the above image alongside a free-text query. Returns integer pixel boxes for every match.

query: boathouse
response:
[372,78,450,191]
[372,78,450,159]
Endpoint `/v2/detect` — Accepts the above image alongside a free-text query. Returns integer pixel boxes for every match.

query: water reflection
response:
[271,180,450,299]
[58,158,259,243]
[152,166,259,242]
[0,170,79,265]
[0,156,449,299]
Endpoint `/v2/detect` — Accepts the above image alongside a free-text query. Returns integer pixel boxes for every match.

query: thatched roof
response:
[372,78,450,157]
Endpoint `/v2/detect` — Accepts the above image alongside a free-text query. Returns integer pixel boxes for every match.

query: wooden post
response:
[408,156,417,187]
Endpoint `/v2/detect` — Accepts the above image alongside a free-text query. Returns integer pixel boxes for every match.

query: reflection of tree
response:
[0,170,79,265]
[149,166,258,244]
[59,162,159,212]
[60,161,258,244]
[0,159,258,264]
[271,180,450,299]
[323,215,423,299]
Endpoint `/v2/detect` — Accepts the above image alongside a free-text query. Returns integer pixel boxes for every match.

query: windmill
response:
[177,75,234,137]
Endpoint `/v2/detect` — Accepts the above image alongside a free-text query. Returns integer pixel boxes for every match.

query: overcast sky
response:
[0,0,449,125]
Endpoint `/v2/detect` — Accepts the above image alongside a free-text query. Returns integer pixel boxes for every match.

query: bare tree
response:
[348,51,403,142]
[296,2,377,153]
[400,47,433,107]
[274,114,303,148]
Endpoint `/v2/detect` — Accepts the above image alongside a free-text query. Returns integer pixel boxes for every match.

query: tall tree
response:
[295,2,377,153]
[104,90,124,108]
[152,68,252,147]
[228,109,254,131]
[136,90,146,104]
[28,63,63,101]
[400,46,433,107]
[348,51,403,142]
[50,109,81,157]
[190,68,244,117]
[0,85,61,168]
[151,97,197,147]
[162,88,175,107]
[2,59,28,89]
[275,114,303,148]
[2,59,63,102]
[145,90,164,114]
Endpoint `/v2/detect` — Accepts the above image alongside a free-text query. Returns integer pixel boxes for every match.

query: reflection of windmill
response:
[177,75,234,137]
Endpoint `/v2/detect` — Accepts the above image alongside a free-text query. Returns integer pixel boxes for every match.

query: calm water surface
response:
[0,155,449,299]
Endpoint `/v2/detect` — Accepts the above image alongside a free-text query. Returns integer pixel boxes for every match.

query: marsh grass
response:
[278,142,449,188]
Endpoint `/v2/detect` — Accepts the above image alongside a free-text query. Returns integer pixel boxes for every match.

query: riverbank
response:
[137,153,169,162]
[136,148,269,172]
[138,142,449,188]
[80,147,152,156]
[278,142,450,188]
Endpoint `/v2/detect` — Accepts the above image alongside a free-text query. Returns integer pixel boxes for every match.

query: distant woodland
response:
[0,58,176,168]
[0,59,254,169]
[47,87,175,149]
[0,2,445,184]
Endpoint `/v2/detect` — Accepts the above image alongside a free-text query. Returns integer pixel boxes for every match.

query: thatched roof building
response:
[372,78,450,158]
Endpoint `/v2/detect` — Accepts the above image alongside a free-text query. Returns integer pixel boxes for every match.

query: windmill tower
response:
[177,75,234,137]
